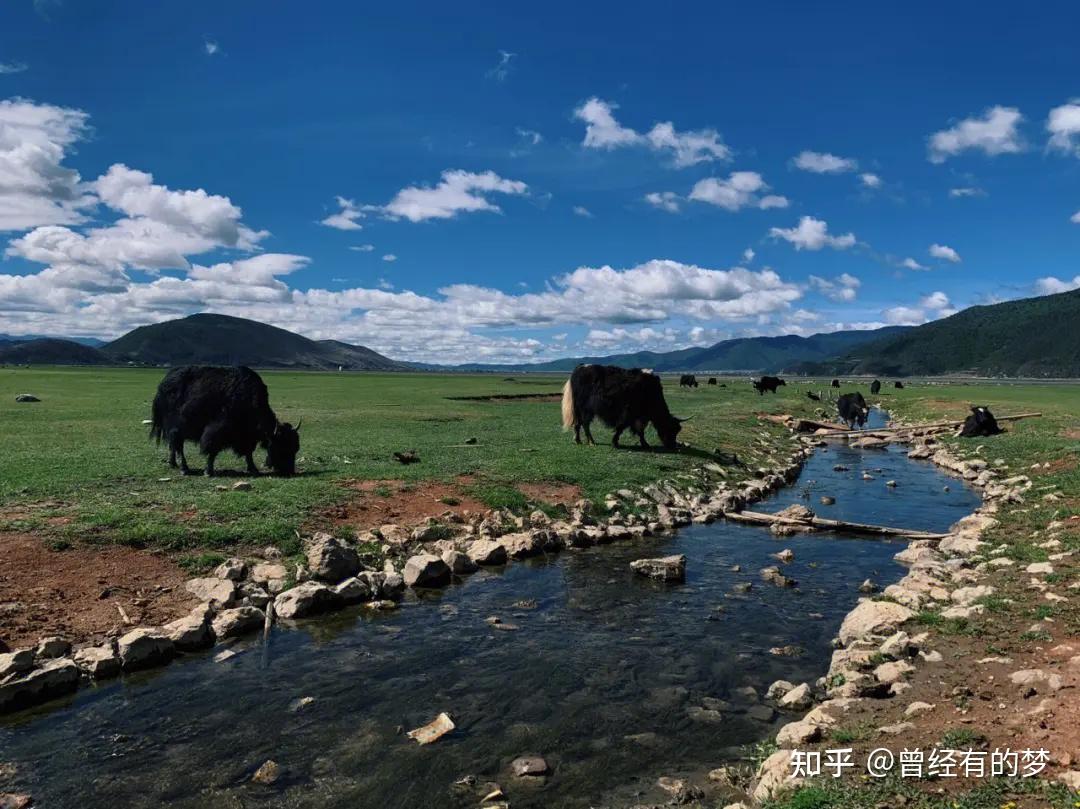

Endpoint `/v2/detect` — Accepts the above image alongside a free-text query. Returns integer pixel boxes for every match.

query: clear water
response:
[0,416,980,808]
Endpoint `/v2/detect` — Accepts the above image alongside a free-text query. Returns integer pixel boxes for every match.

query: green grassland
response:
[2,368,1078,560]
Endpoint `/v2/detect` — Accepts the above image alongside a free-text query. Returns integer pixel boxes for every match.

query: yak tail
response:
[560,380,575,430]
[149,394,165,444]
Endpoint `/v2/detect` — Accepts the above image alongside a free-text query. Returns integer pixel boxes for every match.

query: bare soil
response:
[0,533,196,650]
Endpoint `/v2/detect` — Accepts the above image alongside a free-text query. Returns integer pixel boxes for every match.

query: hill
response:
[796,288,1080,377]
[104,314,405,370]
[446,327,908,373]
[0,338,112,365]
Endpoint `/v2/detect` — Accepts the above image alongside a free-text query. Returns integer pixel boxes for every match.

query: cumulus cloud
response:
[381,253,397,262]
[859,172,881,188]
[376,169,527,222]
[882,291,955,326]
[1047,100,1080,155]
[0,63,29,75]
[688,172,788,212]
[793,151,857,174]
[1071,210,1080,224]
[900,257,928,271]
[572,205,593,218]
[770,216,855,251]
[928,106,1024,163]
[573,97,730,167]
[0,98,95,231]
[1034,275,1080,295]
[808,273,861,302]
[742,248,755,263]
[204,39,219,56]
[320,196,365,230]
[929,243,961,263]
[920,291,952,310]
[644,191,680,213]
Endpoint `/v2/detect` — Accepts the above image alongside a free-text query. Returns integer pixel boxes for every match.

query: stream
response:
[0,413,981,808]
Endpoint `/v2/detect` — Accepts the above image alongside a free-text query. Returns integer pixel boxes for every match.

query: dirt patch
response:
[1061,428,1080,440]
[322,478,490,532]
[1033,456,1079,475]
[517,481,582,505]
[0,533,196,650]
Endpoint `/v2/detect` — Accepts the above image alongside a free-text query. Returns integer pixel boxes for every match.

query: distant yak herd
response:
[149,365,1002,475]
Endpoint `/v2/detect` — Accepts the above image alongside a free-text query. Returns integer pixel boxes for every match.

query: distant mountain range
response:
[3,288,1079,376]
[793,288,1080,377]
[0,314,404,371]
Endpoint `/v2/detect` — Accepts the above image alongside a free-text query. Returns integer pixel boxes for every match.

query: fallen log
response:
[812,412,1042,438]
[725,509,949,541]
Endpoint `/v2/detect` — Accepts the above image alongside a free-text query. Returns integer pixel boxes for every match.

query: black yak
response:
[562,365,685,450]
[806,391,821,402]
[837,392,870,429]
[707,377,718,385]
[679,374,699,388]
[831,379,840,388]
[753,375,786,395]
[894,381,904,389]
[870,379,881,394]
[960,406,1003,438]
[151,366,300,477]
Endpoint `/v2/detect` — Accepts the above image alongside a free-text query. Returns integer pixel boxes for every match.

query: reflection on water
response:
[0,423,979,808]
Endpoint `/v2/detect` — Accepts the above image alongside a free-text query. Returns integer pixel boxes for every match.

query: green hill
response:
[0,339,112,366]
[104,314,405,370]
[800,288,1080,377]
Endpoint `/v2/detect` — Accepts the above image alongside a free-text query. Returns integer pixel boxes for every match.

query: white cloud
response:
[929,243,961,263]
[382,253,397,262]
[515,128,542,146]
[920,291,951,310]
[1047,100,1080,155]
[644,191,680,213]
[320,196,365,231]
[377,169,527,222]
[883,305,927,326]
[949,186,985,198]
[900,257,928,271]
[1071,210,1080,224]
[928,106,1024,163]
[859,172,881,188]
[204,39,219,56]
[0,63,29,75]
[769,216,856,251]
[742,247,755,263]
[809,273,861,302]
[1034,275,1080,295]
[882,291,956,326]
[572,205,593,218]
[0,98,95,231]
[486,50,516,82]
[688,172,788,212]
[793,151,857,174]
[349,244,375,252]
[573,97,730,167]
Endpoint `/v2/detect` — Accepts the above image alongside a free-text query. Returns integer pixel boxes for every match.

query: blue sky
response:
[2,1,1080,362]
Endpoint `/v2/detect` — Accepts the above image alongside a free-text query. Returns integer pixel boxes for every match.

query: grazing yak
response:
[831,379,841,388]
[679,374,699,388]
[894,381,905,389]
[837,392,870,429]
[562,365,686,450]
[870,379,882,394]
[960,406,1003,438]
[707,377,718,386]
[753,375,786,395]
[151,366,300,477]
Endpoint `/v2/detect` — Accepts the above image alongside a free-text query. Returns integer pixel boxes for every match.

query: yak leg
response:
[582,419,596,445]
[636,426,650,448]
[612,425,624,447]
[169,433,192,475]
[199,421,227,477]
[244,452,259,474]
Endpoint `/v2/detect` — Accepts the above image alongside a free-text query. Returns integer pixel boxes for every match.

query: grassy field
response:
[0,367,811,554]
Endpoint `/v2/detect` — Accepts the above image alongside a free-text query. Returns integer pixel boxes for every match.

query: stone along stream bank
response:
[0,419,981,808]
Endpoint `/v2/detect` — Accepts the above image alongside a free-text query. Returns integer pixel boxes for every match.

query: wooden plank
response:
[812,412,1042,438]
[726,509,949,541]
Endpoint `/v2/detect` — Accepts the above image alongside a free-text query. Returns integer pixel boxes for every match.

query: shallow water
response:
[1,416,980,808]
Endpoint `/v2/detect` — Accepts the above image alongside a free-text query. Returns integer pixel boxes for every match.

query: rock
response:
[442,549,478,575]
[747,704,776,722]
[779,683,812,710]
[753,750,799,803]
[776,504,814,522]
[333,577,373,604]
[0,658,80,712]
[858,579,878,594]
[214,558,247,581]
[511,756,549,778]
[0,650,34,680]
[773,548,794,563]
[163,604,214,650]
[14,394,40,403]
[1026,562,1054,575]
[776,719,821,746]
[500,532,544,558]
[34,636,70,659]
[251,562,288,590]
[1057,771,1080,789]
[885,480,898,488]
[769,645,803,657]
[305,533,360,583]
[766,680,796,700]
[904,701,935,717]
[878,721,914,735]
[467,540,508,566]
[760,566,796,588]
[406,712,455,744]
[231,480,253,491]
[211,606,264,639]
[656,776,701,802]
[820,496,836,505]
[73,643,121,678]
[403,554,452,588]
[251,760,280,785]
[1010,669,1063,695]
[0,793,33,809]
[117,628,173,670]
[274,582,340,619]
[951,585,994,606]
[838,600,915,645]
[874,660,915,685]
[630,555,687,583]
[184,577,237,607]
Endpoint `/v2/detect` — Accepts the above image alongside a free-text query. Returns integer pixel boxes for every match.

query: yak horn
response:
[294,418,302,431]
[677,416,692,423]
